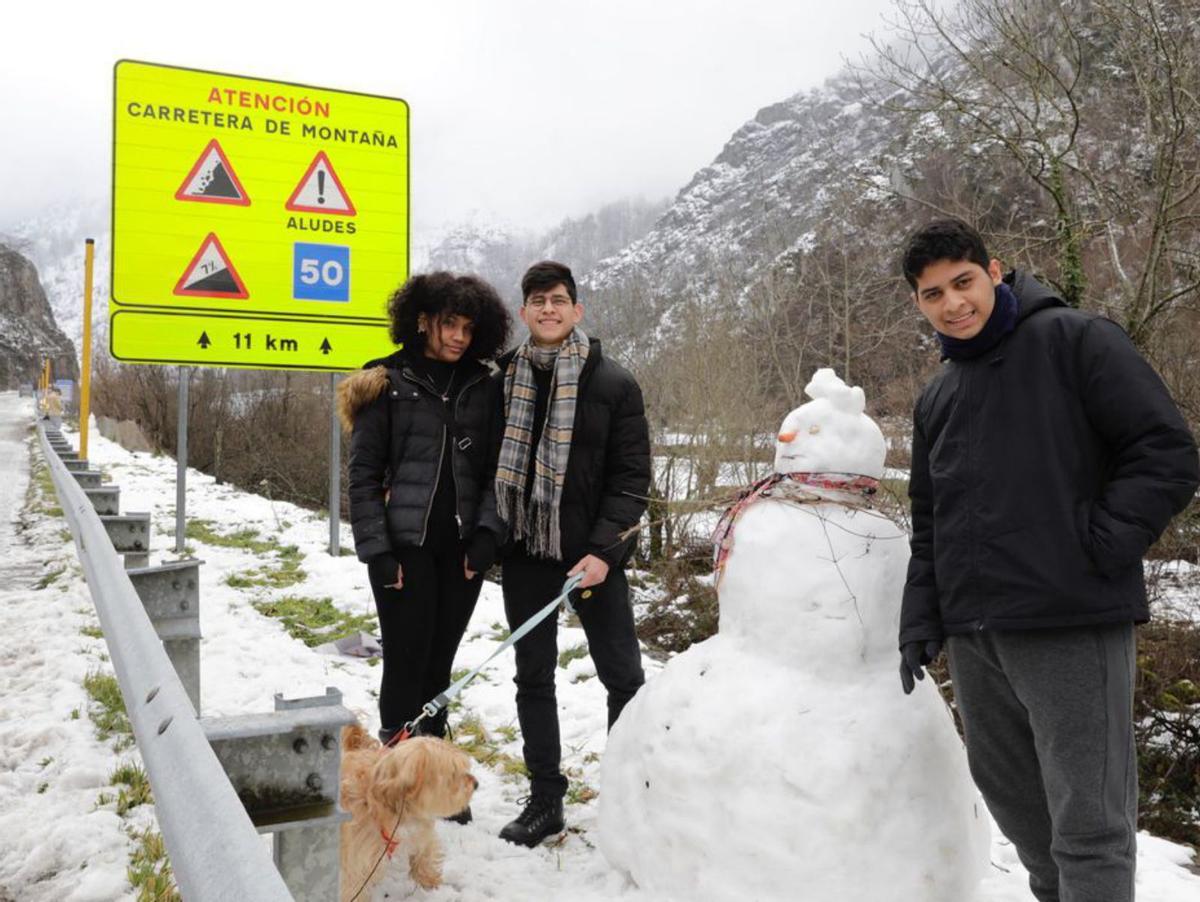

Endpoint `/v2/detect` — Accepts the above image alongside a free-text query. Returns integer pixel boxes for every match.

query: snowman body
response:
[598,370,989,901]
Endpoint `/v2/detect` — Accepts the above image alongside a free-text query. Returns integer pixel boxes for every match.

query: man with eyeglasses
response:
[492,260,650,847]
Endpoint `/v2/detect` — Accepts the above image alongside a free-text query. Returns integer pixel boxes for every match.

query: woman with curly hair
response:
[338,272,512,764]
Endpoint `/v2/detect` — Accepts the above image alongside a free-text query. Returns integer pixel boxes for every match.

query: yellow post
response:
[80,239,95,458]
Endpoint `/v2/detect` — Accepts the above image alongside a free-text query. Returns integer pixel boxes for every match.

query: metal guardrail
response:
[36,422,295,901]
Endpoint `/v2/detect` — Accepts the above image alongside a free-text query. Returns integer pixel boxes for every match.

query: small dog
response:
[339,723,477,899]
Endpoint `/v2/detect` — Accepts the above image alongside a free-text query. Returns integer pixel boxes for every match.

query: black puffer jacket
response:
[900,271,1199,646]
[496,338,651,566]
[339,350,503,563]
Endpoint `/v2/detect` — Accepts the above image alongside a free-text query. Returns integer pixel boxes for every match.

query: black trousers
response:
[501,551,645,799]
[367,540,483,737]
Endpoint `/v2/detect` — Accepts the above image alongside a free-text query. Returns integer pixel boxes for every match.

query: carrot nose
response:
[778,431,797,443]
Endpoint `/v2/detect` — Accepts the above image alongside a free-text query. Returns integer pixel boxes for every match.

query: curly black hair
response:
[386,272,512,361]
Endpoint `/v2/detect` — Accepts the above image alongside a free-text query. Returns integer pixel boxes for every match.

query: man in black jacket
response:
[898,220,1199,902]
[494,261,650,847]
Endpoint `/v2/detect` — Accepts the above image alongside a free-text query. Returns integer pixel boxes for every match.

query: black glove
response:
[368,552,403,589]
[899,639,943,695]
[464,528,498,575]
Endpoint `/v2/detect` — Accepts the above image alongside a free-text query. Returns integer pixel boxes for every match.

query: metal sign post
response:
[176,367,189,555]
[329,374,341,556]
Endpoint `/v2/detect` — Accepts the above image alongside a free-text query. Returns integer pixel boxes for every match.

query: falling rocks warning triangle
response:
[174,233,249,299]
[286,151,356,215]
[175,139,250,205]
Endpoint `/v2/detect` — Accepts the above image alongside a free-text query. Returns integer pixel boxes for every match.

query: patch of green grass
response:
[558,643,589,669]
[39,756,53,768]
[127,828,180,901]
[80,625,104,639]
[186,519,280,554]
[36,566,65,589]
[82,670,131,743]
[452,714,529,778]
[110,763,153,815]
[224,545,307,589]
[339,547,356,557]
[26,459,64,517]
[58,528,73,543]
[488,622,511,641]
[69,707,80,720]
[95,791,114,808]
[495,724,518,743]
[253,595,377,647]
[566,780,598,805]
[37,782,49,794]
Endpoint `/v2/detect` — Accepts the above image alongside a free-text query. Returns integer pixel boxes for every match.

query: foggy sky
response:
[1,1,895,239]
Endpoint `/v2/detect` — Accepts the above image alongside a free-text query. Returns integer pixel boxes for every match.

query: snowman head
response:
[774,369,886,478]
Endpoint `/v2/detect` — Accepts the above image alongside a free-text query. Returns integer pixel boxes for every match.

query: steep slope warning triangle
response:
[174,233,249,299]
[285,151,356,215]
[175,139,250,205]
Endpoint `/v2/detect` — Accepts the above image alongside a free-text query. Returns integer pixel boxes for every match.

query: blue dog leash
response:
[388,573,585,744]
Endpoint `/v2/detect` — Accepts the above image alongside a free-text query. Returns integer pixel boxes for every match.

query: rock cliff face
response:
[0,244,79,390]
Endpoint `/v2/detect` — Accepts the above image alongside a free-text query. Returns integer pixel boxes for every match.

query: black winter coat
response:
[339,350,504,563]
[900,271,1199,645]
[497,338,651,567]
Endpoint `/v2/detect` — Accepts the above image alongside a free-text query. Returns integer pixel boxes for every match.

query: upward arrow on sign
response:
[320,338,332,355]
[197,331,211,349]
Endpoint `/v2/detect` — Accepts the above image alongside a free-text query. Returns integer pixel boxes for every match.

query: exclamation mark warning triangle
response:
[174,233,249,299]
[175,139,250,205]
[286,151,356,215]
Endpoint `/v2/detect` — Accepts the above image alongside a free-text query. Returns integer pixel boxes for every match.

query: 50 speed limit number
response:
[293,242,350,302]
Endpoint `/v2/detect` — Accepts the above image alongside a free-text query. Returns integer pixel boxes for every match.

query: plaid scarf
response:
[496,328,590,559]
[712,471,880,585]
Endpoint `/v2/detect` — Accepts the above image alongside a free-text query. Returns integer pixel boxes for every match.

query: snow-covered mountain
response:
[0,245,80,389]
[585,73,893,297]
[0,198,111,354]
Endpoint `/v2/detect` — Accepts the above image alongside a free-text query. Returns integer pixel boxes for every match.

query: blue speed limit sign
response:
[293,243,350,302]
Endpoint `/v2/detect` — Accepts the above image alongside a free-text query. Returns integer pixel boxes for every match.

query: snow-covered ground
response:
[1,390,1197,901]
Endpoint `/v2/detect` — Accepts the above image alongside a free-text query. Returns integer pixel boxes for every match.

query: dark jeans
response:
[947,625,1138,902]
[367,540,483,737]
[502,552,645,799]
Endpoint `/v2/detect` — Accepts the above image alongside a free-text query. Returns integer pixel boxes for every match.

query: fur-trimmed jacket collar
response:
[336,351,494,432]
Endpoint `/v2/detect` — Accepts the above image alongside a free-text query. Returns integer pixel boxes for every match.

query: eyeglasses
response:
[526,296,574,310]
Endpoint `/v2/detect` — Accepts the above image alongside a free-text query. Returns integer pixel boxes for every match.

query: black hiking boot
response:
[498,795,565,847]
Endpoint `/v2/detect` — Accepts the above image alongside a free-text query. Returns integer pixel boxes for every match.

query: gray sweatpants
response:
[946,625,1137,902]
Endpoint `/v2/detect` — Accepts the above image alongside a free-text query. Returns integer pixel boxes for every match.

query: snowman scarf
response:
[712,472,880,583]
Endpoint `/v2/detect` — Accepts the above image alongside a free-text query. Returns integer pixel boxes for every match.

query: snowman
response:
[598,369,989,901]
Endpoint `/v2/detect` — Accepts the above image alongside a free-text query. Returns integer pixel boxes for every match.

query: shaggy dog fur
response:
[339,724,477,899]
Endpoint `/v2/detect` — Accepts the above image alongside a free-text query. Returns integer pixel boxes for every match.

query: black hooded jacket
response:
[339,349,504,564]
[496,337,651,567]
[900,271,1199,645]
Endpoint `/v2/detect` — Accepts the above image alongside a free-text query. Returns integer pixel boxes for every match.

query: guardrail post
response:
[71,469,104,489]
[202,687,355,902]
[83,485,120,515]
[127,559,204,714]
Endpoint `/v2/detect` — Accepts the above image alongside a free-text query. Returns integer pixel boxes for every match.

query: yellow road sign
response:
[111,60,408,370]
